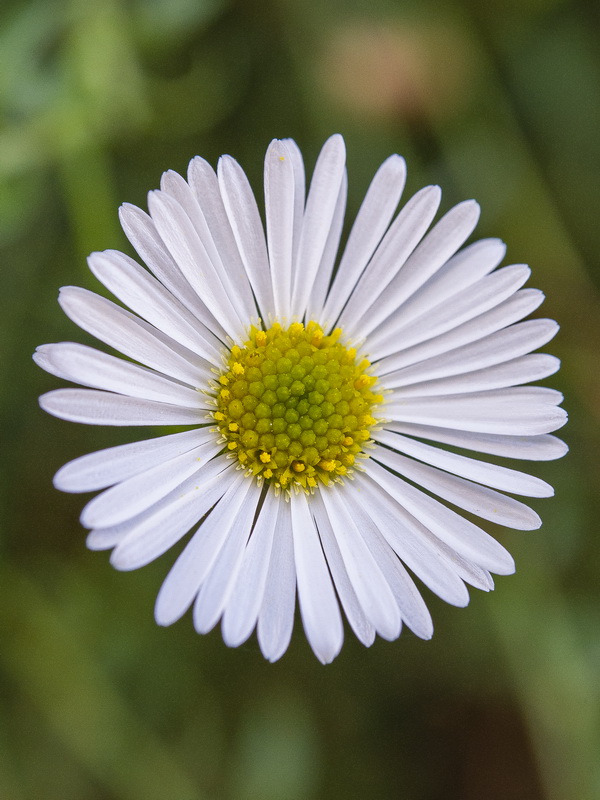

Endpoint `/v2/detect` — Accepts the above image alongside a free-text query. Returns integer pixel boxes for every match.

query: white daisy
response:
[35,135,567,664]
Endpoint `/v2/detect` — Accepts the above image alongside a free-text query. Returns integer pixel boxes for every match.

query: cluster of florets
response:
[212,321,382,492]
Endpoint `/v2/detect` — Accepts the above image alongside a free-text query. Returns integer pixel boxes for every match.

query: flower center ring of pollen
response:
[212,321,383,491]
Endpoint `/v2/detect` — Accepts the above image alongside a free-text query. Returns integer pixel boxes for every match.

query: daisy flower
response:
[35,135,567,663]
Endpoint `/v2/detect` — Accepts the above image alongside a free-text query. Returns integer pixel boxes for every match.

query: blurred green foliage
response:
[1,0,599,798]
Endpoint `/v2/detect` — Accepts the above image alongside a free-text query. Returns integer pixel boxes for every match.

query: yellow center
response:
[213,321,382,491]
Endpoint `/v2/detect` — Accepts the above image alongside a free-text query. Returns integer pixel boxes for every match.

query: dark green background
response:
[1,0,598,798]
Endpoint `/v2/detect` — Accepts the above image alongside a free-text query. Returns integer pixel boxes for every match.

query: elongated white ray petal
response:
[388,354,560,397]
[363,461,515,574]
[337,185,441,334]
[290,491,344,664]
[369,262,531,358]
[147,190,246,339]
[320,487,401,640]
[34,343,206,406]
[349,200,481,340]
[257,498,296,662]
[222,490,279,648]
[346,475,470,606]
[452,562,495,592]
[154,472,250,626]
[87,459,232,551]
[374,289,546,374]
[305,168,347,322]
[358,469,512,586]
[394,385,564,406]
[310,493,376,647]
[264,140,296,321]
[186,156,258,318]
[218,154,275,319]
[193,481,263,634]
[371,442,541,530]
[379,319,559,388]
[291,134,346,319]
[86,527,126,551]
[109,462,234,570]
[280,138,306,270]
[342,504,433,639]
[375,428,554,497]
[118,203,228,343]
[321,154,407,325]
[40,389,208,426]
[159,169,255,324]
[59,286,209,385]
[54,428,215,492]
[86,466,230,552]
[156,174,248,322]
[385,422,568,461]
[369,238,506,336]
[355,477,495,593]
[87,249,222,364]
[80,440,221,529]
[384,388,567,436]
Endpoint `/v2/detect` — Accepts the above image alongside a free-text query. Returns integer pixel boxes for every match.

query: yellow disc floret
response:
[213,321,383,491]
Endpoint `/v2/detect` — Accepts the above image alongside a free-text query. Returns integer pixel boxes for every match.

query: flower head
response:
[35,135,567,663]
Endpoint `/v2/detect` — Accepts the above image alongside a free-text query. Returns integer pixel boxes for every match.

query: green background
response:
[1,0,598,798]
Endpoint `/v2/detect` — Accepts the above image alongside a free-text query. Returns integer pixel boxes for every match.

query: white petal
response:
[218,154,274,319]
[40,388,208,426]
[291,134,346,319]
[86,527,125,551]
[384,387,567,436]
[375,428,554,497]
[366,237,506,336]
[305,169,347,322]
[322,154,407,326]
[147,190,246,340]
[54,428,214,492]
[368,475,500,605]
[118,203,228,343]
[371,442,541,530]
[80,440,222,528]
[310,493,376,647]
[345,475,470,606]
[87,249,221,364]
[451,561,495,592]
[221,490,279,648]
[387,354,560,396]
[349,199,481,340]
[257,498,296,662]
[385,422,568,461]
[281,138,306,270]
[344,510,433,639]
[364,460,515,574]
[369,263,531,359]
[159,169,255,325]
[337,185,441,335]
[290,491,344,664]
[58,286,209,386]
[264,140,296,321]
[193,481,263,634]
[320,487,402,640]
[109,461,234,570]
[186,156,257,318]
[374,290,547,375]
[34,343,206,406]
[154,472,250,626]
